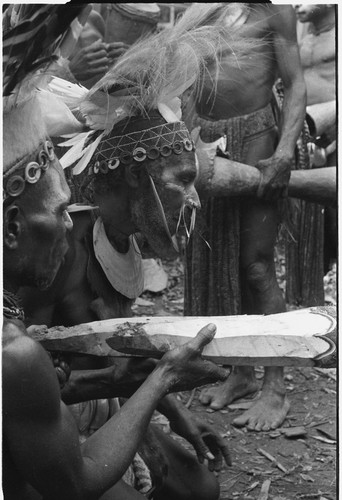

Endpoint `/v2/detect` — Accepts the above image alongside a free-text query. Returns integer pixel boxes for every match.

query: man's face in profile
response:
[294,4,331,24]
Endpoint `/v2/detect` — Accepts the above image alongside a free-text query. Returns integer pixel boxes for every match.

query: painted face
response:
[18,160,72,290]
[294,5,330,23]
[130,151,200,257]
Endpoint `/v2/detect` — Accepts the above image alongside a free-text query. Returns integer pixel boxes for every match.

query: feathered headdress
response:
[44,4,258,246]
[51,3,257,175]
[3,4,89,202]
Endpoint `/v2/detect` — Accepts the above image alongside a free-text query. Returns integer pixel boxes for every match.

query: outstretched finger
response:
[220,442,232,467]
[189,323,217,352]
[204,434,231,469]
[193,438,214,466]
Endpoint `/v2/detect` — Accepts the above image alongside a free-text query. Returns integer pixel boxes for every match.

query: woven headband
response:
[88,119,196,176]
[3,140,55,202]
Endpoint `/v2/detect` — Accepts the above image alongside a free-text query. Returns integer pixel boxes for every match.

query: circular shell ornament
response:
[133,147,147,162]
[99,160,109,174]
[44,140,55,161]
[6,175,26,197]
[120,152,132,165]
[25,162,41,183]
[147,147,160,160]
[160,145,172,157]
[172,141,184,155]
[38,150,49,170]
[108,158,120,170]
[183,139,193,152]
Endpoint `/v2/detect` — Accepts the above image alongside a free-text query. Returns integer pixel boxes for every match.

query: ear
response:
[125,164,141,189]
[3,205,21,250]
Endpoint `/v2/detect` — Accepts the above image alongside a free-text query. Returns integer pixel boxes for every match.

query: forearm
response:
[157,393,189,422]
[62,367,140,404]
[80,366,169,495]
[276,79,306,157]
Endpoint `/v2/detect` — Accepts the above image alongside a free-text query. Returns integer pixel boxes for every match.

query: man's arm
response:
[62,357,231,471]
[61,357,157,404]
[157,394,231,471]
[3,321,228,499]
[257,5,307,200]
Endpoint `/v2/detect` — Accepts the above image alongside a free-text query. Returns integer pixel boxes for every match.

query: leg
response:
[233,197,289,430]
[200,127,289,428]
[151,426,220,500]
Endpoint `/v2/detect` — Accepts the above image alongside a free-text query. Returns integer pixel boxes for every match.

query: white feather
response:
[157,102,180,123]
[72,132,104,175]
[58,131,91,148]
[59,131,94,169]
[47,76,88,110]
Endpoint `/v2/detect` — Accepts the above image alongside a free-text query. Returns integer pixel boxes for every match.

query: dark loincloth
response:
[184,104,276,316]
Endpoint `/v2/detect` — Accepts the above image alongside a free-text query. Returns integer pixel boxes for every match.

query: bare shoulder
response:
[3,318,61,419]
[261,4,297,37]
[88,9,106,38]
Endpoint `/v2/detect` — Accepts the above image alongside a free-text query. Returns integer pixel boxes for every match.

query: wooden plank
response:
[195,151,336,207]
[30,307,336,367]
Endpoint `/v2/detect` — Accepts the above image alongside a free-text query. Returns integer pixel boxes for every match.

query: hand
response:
[69,40,110,82]
[256,155,292,201]
[157,324,229,392]
[50,352,72,389]
[169,408,231,471]
[105,42,130,62]
[112,357,157,396]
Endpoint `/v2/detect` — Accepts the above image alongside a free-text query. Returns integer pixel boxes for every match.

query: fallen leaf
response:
[280,426,307,438]
[257,479,271,500]
[299,473,315,482]
[316,422,336,441]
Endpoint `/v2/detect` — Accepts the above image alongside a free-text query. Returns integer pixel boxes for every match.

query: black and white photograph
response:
[2,3,337,499]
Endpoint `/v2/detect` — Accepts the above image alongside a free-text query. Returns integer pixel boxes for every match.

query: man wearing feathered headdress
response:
[3,6,232,499]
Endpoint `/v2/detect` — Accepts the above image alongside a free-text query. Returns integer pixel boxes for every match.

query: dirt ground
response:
[133,257,337,500]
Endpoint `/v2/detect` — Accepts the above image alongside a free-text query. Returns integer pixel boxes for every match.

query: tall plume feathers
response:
[3,4,87,107]
[79,3,261,134]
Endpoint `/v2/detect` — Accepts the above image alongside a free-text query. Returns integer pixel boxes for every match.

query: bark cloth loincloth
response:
[184,103,277,316]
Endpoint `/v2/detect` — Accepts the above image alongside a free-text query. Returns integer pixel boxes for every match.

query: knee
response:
[189,468,220,500]
[244,260,274,293]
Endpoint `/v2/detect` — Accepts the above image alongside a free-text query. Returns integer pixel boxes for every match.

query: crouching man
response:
[3,95,230,500]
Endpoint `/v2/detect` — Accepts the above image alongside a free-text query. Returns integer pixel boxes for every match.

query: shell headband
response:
[3,140,55,202]
[89,119,195,176]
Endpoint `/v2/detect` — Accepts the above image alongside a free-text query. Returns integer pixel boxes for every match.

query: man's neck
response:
[310,10,335,35]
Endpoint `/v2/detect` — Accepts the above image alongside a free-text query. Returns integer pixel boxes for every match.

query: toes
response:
[232,414,249,427]
[270,414,287,430]
[247,418,259,431]
[199,390,212,405]
[210,399,225,410]
[261,422,271,432]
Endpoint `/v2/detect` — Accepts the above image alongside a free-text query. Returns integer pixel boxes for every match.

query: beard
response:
[130,195,179,259]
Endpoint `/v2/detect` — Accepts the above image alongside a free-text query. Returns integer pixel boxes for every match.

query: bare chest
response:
[299,30,335,69]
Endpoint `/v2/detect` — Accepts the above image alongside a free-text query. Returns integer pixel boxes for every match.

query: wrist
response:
[148,364,176,397]
[158,393,188,421]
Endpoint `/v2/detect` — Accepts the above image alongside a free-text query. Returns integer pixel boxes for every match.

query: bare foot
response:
[199,367,259,410]
[233,368,290,431]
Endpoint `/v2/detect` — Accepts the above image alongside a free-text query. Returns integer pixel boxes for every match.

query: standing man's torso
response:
[196,4,279,120]
[299,25,335,105]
